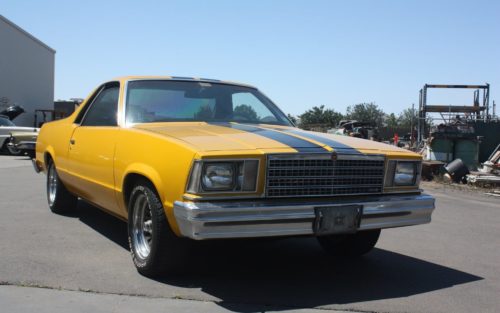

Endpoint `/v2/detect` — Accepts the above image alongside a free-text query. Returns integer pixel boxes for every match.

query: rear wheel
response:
[0,141,10,155]
[128,181,187,277]
[46,160,78,214]
[317,229,381,257]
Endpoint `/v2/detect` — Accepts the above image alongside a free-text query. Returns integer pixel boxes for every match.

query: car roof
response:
[113,76,257,89]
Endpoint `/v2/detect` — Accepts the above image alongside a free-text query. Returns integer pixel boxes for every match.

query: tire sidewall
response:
[46,161,57,210]
[45,160,77,214]
[128,185,161,271]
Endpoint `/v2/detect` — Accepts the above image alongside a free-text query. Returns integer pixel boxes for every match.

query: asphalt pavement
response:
[0,155,499,313]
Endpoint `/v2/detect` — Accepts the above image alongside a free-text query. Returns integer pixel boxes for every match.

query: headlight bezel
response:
[384,159,421,188]
[187,159,260,194]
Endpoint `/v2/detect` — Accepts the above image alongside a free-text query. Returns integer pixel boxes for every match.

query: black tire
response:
[46,159,78,214]
[0,141,9,155]
[127,181,187,277]
[317,229,381,257]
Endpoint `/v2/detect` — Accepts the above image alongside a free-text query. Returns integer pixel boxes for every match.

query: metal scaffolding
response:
[417,83,490,143]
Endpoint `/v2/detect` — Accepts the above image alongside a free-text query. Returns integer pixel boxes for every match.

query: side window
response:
[81,86,119,126]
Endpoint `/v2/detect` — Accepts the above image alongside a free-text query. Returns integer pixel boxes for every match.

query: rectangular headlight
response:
[394,162,417,186]
[202,163,235,191]
[187,160,259,193]
[385,160,420,187]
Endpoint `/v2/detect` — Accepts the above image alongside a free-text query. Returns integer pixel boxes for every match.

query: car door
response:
[65,83,121,213]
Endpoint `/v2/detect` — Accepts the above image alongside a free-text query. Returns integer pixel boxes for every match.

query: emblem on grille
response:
[331,152,338,161]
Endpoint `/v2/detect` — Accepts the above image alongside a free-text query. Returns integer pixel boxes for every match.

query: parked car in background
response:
[0,105,25,120]
[7,130,38,157]
[34,76,435,277]
[329,120,378,140]
[0,115,39,156]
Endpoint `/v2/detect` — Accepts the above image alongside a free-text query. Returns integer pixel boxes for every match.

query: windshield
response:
[0,117,15,127]
[125,80,291,126]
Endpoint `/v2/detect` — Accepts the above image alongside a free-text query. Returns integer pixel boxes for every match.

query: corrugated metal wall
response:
[470,121,500,162]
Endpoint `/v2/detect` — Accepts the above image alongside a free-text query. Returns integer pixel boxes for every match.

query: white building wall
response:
[0,15,55,127]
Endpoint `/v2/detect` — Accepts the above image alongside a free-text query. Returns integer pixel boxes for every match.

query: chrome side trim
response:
[173,193,435,240]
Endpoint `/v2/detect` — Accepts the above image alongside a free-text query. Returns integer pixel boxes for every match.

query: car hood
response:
[0,105,25,120]
[133,122,415,155]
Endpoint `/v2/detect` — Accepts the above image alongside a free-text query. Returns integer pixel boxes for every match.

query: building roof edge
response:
[0,15,56,54]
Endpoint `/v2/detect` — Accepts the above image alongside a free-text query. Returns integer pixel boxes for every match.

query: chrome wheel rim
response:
[132,193,153,259]
[48,164,57,205]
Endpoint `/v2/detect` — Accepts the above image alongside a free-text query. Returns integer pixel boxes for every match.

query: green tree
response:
[398,108,416,128]
[298,105,343,128]
[385,113,399,128]
[287,113,297,125]
[194,104,214,119]
[233,104,258,121]
[345,102,385,127]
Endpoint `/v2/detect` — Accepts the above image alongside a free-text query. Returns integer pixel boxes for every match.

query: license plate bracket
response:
[313,205,362,235]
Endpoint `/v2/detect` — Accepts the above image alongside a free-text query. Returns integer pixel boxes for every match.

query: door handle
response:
[69,139,75,145]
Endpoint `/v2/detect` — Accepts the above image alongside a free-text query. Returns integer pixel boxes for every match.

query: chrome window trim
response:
[79,82,120,127]
[75,85,105,125]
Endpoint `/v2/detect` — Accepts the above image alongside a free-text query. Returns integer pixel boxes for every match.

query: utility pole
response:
[410,103,415,149]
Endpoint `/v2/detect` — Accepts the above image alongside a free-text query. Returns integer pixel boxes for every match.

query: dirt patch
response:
[421,180,500,198]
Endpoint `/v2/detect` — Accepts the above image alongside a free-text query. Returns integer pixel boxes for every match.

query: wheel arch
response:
[43,146,56,169]
[121,165,165,213]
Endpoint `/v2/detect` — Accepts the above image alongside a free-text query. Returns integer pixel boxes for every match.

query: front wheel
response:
[128,181,187,277]
[317,229,381,257]
[46,160,78,214]
[6,139,23,156]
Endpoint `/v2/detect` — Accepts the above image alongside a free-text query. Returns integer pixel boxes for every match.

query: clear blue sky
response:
[3,0,499,116]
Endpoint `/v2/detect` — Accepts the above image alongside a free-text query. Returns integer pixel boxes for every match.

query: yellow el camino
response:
[34,76,435,277]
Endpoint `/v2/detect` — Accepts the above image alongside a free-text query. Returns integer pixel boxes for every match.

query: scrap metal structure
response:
[417,84,491,171]
[417,84,490,142]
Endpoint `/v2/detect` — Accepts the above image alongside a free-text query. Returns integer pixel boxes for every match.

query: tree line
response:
[287,102,417,130]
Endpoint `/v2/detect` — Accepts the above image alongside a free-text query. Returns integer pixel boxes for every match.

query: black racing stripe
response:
[284,129,362,155]
[213,123,328,153]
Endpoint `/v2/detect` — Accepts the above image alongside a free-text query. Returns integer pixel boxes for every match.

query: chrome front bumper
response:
[173,193,435,240]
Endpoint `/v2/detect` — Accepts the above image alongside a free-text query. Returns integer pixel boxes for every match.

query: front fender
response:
[121,163,166,201]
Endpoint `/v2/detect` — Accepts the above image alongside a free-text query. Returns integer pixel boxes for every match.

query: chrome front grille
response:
[266,154,385,197]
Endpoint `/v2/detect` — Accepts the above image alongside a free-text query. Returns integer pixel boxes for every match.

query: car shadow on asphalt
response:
[76,200,483,312]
